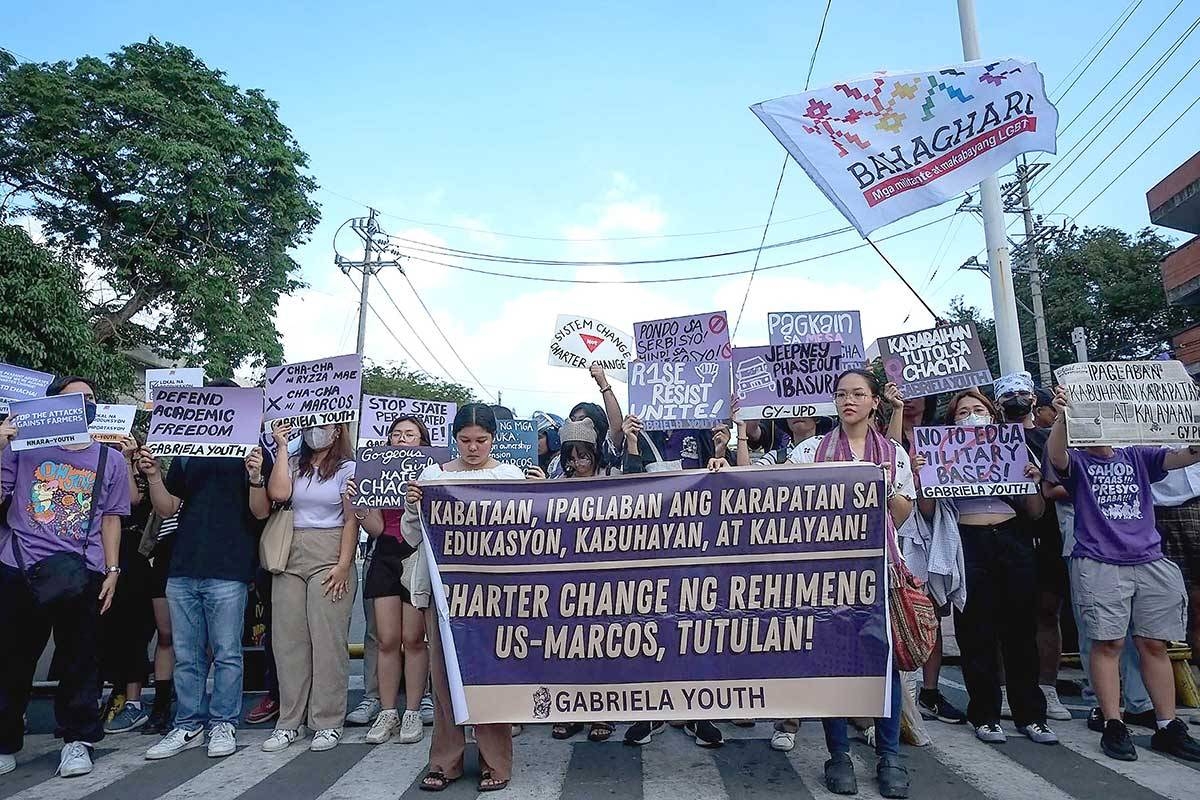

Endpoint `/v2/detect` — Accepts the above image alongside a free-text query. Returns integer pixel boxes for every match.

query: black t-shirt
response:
[165,454,269,583]
[1021,425,1060,541]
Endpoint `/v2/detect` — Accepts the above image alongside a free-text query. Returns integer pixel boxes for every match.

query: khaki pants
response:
[273,527,357,732]
[425,606,512,781]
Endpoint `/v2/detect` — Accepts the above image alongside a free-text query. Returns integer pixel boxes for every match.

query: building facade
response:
[1148,152,1200,374]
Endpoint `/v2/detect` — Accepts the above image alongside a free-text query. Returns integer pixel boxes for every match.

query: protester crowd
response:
[2,355,1200,800]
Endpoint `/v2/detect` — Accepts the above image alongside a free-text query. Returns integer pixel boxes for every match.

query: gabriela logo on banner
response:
[750,59,1058,236]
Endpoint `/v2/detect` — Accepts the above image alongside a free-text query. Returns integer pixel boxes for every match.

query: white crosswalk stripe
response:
[783,732,885,800]
[4,734,160,800]
[1053,719,1199,800]
[641,726,728,800]
[315,737,429,799]
[492,727,576,799]
[158,731,307,800]
[927,720,1077,800]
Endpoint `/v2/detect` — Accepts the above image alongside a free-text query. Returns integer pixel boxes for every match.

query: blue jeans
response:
[823,668,903,759]
[167,577,249,730]
[1072,594,1152,714]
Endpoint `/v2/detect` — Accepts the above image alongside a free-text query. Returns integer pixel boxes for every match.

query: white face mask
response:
[957,413,993,427]
[303,427,337,450]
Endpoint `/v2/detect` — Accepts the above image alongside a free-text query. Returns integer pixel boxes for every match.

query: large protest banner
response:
[634,311,732,363]
[627,360,732,431]
[751,59,1058,237]
[360,395,456,447]
[732,343,841,420]
[548,314,636,382]
[89,404,138,444]
[353,446,450,508]
[767,311,865,369]
[144,367,205,409]
[449,419,539,469]
[8,394,91,451]
[1056,360,1200,446]
[913,423,1035,498]
[146,387,265,457]
[878,322,992,398]
[265,354,362,428]
[0,363,54,416]
[418,462,890,724]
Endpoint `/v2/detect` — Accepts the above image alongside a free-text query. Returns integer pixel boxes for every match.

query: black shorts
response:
[363,536,415,601]
[150,536,173,599]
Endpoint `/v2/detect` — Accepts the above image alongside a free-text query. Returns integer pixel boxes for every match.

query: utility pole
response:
[1071,327,1089,363]
[957,0,1025,376]
[1016,158,1052,387]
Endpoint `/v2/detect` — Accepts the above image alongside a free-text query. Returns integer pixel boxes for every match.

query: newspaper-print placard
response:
[448,418,539,469]
[8,393,91,451]
[1056,360,1200,446]
[146,387,265,458]
[89,404,138,444]
[767,311,865,369]
[634,311,732,363]
[264,354,362,428]
[628,360,732,431]
[359,395,456,448]
[353,445,450,508]
[144,367,205,409]
[548,314,636,382]
[0,363,54,416]
[913,423,1035,498]
[732,343,841,421]
[878,322,992,398]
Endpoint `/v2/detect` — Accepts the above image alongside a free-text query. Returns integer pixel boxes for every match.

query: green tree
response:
[361,362,476,405]
[0,40,320,377]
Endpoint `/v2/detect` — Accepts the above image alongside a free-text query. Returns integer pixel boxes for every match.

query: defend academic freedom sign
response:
[419,463,891,724]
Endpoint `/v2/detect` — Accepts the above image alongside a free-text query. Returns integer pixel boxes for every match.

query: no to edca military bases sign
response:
[913,423,1035,498]
[265,354,362,428]
[418,462,890,724]
[768,311,865,369]
[732,342,842,421]
[878,322,992,398]
[548,314,636,382]
[1056,360,1200,446]
[359,395,456,448]
[146,387,265,458]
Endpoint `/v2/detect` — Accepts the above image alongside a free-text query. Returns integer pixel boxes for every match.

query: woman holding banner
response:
[403,403,541,793]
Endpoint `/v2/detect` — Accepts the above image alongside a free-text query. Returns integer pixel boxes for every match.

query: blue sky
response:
[6,0,1198,414]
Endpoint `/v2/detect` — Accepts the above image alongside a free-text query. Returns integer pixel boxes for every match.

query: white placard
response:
[1056,360,1200,446]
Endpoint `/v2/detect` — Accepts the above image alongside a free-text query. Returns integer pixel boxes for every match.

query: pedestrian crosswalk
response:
[3,717,1198,800]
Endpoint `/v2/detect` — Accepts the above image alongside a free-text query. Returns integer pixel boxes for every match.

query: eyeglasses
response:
[833,390,872,403]
[567,454,595,464]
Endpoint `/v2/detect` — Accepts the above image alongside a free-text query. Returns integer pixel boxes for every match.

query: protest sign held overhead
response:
[265,353,362,429]
[360,395,456,447]
[879,322,992,398]
[548,314,636,382]
[353,445,449,508]
[417,462,890,724]
[913,423,1035,498]
[767,311,865,369]
[146,387,265,458]
[1056,360,1200,446]
[89,404,138,444]
[0,363,54,416]
[732,343,841,420]
[8,393,91,451]
[627,360,732,431]
[751,58,1058,236]
[449,418,539,469]
[144,367,205,409]
[634,311,732,363]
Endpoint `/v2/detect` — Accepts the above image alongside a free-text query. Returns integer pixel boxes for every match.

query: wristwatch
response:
[105,565,121,575]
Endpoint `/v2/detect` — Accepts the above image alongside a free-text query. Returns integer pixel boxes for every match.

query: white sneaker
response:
[57,742,93,778]
[310,728,342,751]
[346,697,381,726]
[1040,685,1072,721]
[419,693,435,725]
[511,724,523,737]
[1018,721,1059,745]
[207,722,237,758]
[398,710,424,744]
[0,753,15,776]
[365,710,399,745]
[975,722,1007,743]
[769,730,796,752]
[262,727,305,753]
[1000,688,1012,720]
[145,727,206,760]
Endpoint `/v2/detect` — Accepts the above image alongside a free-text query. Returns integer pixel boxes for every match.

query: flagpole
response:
[957,0,1025,376]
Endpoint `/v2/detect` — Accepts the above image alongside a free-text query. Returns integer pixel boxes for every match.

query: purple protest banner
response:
[418,462,889,724]
[732,343,842,421]
[146,387,265,458]
[913,423,1036,498]
[264,353,362,428]
[627,360,732,431]
[353,446,450,508]
[8,393,91,451]
[767,311,865,369]
[0,362,54,415]
[878,322,993,399]
[634,311,732,362]
[359,395,456,447]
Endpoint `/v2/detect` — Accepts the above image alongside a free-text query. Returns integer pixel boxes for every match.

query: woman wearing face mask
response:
[916,388,1056,747]
[403,404,543,793]
[261,422,357,753]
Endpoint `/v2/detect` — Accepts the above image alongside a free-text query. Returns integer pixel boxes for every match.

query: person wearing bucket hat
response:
[532,411,565,477]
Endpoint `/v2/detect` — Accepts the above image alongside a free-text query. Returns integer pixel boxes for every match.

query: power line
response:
[339,270,434,375]
[398,272,498,402]
[1052,0,1144,102]
[374,275,466,386]
[1048,0,1140,96]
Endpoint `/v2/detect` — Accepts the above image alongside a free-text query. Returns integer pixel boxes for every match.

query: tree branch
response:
[92,283,161,342]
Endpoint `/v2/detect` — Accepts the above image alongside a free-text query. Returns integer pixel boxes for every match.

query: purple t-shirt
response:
[1061,446,1167,565]
[1,443,131,574]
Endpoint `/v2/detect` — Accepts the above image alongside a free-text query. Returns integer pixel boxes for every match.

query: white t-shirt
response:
[787,435,917,500]
[416,461,526,484]
[291,459,356,529]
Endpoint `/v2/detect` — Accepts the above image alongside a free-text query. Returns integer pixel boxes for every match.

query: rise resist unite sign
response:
[627,360,732,431]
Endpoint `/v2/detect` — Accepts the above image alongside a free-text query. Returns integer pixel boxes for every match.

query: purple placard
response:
[353,445,449,508]
[913,423,1036,498]
[419,462,889,724]
[767,311,865,368]
[627,360,732,431]
[359,395,456,448]
[878,322,993,399]
[0,362,54,415]
[8,393,91,451]
[732,342,843,421]
[146,387,265,458]
[633,311,732,362]
[264,353,362,428]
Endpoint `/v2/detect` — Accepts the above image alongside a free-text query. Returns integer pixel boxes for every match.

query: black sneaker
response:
[687,720,724,748]
[1150,719,1200,762]
[918,689,967,724]
[1123,709,1158,731]
[824,752,857,795]
[623,721,665,746]
[1087,708,1104,733]
[1101,719,1137,762]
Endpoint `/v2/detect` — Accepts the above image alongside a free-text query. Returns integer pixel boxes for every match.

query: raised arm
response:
[136,448,182,519]
[883,383,905,444]
[1046,388,1070,474]
[266,423,294,504]
[1163,445,1200,471]
[590,365,626,450]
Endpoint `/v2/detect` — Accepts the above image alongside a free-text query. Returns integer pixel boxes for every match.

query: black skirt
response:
[363,535,416,601]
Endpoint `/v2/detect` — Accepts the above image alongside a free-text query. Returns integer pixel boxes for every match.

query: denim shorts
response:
[1069,557,1186,642]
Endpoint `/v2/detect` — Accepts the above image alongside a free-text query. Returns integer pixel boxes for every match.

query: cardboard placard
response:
[634,312,732,363]
[627,360,732,431]
[878,322,992,398]
[146,387,265,458]
[1056,360,1200,446]
[732,343,842,421]
[89,404,138,444]
[0,363,54,415]
[548,314,636,381]
[144,367,205,409]
[264,354,362,428]
[8,393,92,451]
[767,311,864,369]
[353,445,449,508]
[359,395,456,448]
[913,423,1035,498]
